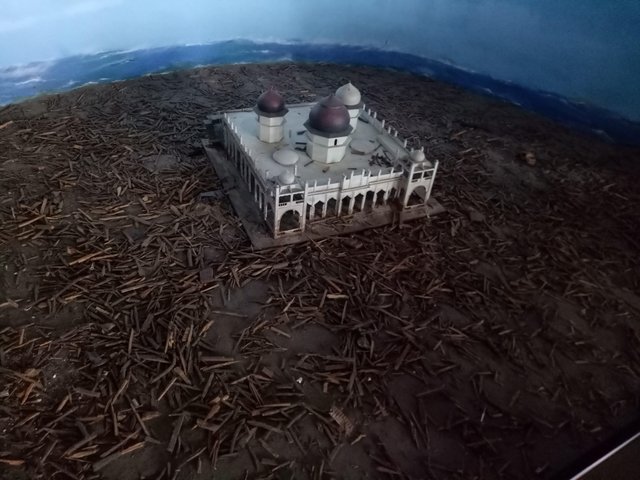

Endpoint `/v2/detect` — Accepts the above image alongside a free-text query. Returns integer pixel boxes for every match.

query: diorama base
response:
[203,140,445,250]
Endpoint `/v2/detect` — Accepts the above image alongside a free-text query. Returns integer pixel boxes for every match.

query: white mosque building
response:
[206,82,440,243]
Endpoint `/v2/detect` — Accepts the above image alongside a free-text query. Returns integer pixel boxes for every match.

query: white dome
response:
[335,82,361,107]
[273,148,299,166]
[278,169,295,185]
[410,149,426,163]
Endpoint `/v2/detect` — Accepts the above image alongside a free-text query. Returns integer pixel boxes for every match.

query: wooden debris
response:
[0,62,638,480]
[329,406,354,437]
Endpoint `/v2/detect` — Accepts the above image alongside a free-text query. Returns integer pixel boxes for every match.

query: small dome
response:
[306,94,351,135]
[256,87,286,114]
[273,148,299,166]
[335,82,361,107]
[278,169,295,185]
[410,149,426,163]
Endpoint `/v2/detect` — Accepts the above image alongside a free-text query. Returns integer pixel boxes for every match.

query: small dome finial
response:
[410,149,426,163]
[335,82,362,108]
[278,169,295,185]
[256,88,287,115]
[305,95,352,135]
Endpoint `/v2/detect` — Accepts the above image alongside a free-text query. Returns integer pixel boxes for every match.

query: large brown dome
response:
[305,94,352,136]
[255,87,287,115]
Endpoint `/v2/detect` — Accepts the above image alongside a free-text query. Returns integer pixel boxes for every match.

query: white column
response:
[273,187,281,235]
[425,161,439,202]
[301,182,308,230]
[402,164,416,207]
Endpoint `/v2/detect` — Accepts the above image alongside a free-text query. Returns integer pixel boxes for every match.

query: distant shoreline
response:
[1,40,639,146]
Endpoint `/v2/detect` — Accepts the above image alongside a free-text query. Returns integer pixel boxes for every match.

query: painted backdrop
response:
[1,0,639,139]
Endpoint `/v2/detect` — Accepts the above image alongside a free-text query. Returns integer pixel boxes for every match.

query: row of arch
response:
[225,127,272,218]
[223,128,428,235]
[276,185,427,233]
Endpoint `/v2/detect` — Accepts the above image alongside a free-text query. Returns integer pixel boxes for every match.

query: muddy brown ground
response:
[1,63,640,480]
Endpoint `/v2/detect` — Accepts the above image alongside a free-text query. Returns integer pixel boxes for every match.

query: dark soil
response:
[1,63,639,480]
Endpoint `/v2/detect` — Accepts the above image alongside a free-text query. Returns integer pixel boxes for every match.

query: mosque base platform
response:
[203,141,445,250]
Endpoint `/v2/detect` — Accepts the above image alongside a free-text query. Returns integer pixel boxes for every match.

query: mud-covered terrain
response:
[1,63,639,480]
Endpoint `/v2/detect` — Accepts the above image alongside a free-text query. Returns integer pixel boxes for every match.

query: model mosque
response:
[205,82,441,247]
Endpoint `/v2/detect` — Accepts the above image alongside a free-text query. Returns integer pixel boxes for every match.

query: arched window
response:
[364,191,375,211]
[354,193,364,213]
[388,187,398,205]
[279,210,301,232]
[407,186,427,206]
[341,196,352,215]
[327,198,337,216]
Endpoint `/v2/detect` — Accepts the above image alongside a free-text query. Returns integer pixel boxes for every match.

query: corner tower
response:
[254,87,288,143]
[335,82,362,131]
[304,94,353,164]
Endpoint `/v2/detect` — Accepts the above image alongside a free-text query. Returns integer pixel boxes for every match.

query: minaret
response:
[254,87,288,143]
[335,82,362,131]
[304,94,353,164]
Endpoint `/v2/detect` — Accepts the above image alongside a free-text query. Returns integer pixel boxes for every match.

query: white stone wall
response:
[221,106,439,239]
[306,132,350,164]
[263,161,438,236]
[274,168,406,229]
[258,115,285,143]
[347,107,360,131]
